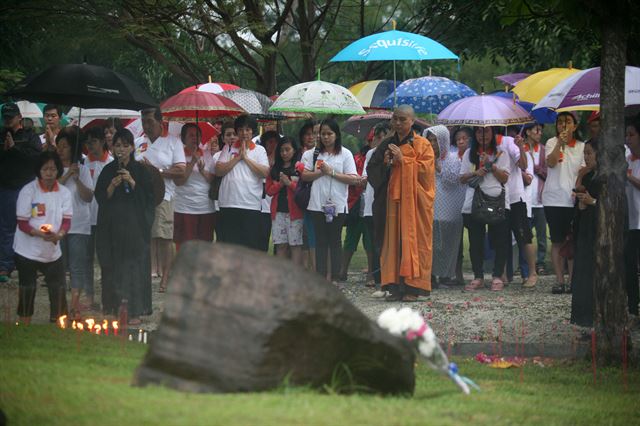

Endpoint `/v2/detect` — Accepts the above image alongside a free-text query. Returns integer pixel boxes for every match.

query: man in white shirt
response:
[137,108,186,292]
[40,104,62,151]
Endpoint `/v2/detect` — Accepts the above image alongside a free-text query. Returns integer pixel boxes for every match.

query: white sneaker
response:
[371,290,390,298]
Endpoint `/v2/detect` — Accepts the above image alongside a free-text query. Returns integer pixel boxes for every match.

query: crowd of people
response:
[1,100,639,327]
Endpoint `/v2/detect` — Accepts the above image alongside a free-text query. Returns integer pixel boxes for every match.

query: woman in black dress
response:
[570,139,600,327]
[95,129,155,325]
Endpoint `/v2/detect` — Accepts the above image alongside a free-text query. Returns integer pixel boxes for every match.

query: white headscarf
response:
[424,125,451,162]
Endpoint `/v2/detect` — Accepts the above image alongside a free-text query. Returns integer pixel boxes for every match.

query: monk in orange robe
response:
[366,105,435,302]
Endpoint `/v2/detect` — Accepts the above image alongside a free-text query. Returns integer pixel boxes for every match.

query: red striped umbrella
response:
[179,82,240,94]
[161,91,245,121]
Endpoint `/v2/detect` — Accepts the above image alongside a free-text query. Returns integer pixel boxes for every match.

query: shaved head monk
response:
[366,105,435,302]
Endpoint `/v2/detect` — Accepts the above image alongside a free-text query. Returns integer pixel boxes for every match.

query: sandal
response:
[365,280,376,288]
[464,279,484,291]
[385,293,403,302]
[401,294,419,302]
[490,278,504,291]
[551,283,566,294]
[523,275,538,288]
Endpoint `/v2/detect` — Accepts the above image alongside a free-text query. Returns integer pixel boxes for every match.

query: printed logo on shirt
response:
[136,142,148,156]
[31,203,46,217]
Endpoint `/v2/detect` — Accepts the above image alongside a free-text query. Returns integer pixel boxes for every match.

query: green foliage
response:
[0,69,24,95]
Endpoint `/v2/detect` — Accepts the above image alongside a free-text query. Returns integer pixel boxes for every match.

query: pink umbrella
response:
[179,82,240,94]
[437,94,533,127]
[495,73,531,87]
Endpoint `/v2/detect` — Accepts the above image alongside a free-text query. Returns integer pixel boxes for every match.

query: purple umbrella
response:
[495,73,531,87]
[437,94,533,127]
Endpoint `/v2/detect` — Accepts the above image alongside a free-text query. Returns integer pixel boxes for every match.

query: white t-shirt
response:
[86,153,113,226]
[208,151,222,212]
[527,145,543,208]
[522,155,535,218]
[302,148,357,214]
[217,143,269,211]
[496,135,525,206]
[362,147,376,217]
[136,134,186,201]
[14,179,73,263]
[541,137,585,207]
[460,149,510,214]
[174,151,216,214]
[62,164,94,235]
[627,154,640,230]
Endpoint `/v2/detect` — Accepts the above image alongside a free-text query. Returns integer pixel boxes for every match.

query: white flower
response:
[377,308,403,336]
[418,339,437,358]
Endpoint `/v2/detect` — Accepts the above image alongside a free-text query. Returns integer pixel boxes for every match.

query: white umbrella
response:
[16,101,43,119]
[67,107,140,127]
[269,80,365,115]
[534,66,640,112]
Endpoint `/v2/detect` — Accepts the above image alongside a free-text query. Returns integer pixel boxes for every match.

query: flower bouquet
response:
[377,307,479,394]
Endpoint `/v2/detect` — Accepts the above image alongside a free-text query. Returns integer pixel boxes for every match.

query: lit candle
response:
[86,318,95,331]
[128,334,133,341]
[143,332,148,344]
[72,320,77,330]
[77,323,84,330]
[40,224,53,233]
[112,321,119,337]
[58,315,67,329]
[138,329,143,343]
[102,320,109,336]
[94,324,102,335]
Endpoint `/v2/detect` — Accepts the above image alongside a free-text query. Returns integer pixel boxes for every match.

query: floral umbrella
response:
[379,76,476,114]
[269,80,365,115]
[437,94,533,127]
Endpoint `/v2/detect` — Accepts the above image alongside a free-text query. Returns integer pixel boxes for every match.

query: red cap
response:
[588,111,600,123]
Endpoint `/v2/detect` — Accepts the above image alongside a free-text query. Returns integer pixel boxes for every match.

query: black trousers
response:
[311,211,346,280]
[624,230,640,316]
[463,214,509,279]
[364,216,381,284]
[15,254,68,319]
[217,208,263,251]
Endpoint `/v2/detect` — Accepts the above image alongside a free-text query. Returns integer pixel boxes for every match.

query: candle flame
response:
[40,224,53,233]
[85,318,95,331]
[94,324,102,335]
[58,315,67,329]
[77,323,84,330]
[72,320,77,329]
[102,319,108,330]
[112,321,118,330]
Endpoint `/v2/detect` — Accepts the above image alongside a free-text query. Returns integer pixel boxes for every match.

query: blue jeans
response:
[66,234,93,294]
[0,188,19,274]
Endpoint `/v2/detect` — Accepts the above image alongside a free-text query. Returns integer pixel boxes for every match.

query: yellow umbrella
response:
[512,67,581,104]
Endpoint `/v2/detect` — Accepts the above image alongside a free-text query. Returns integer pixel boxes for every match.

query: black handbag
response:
[293,148,320,210]
[471,185,506,225]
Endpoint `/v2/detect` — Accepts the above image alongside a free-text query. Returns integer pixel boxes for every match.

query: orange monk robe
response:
[380,134,435,292]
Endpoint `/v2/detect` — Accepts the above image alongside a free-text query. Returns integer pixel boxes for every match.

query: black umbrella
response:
[6,63,157,110]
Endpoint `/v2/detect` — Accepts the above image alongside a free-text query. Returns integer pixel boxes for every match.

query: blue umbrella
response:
[490,91,557,124]
[329,26,458,106]
[380,76,476,114]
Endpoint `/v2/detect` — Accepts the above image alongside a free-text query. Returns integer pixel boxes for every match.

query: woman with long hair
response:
[459,127,510,291]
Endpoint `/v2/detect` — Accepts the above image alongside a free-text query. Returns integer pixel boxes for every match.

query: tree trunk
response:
[593,21,629,365]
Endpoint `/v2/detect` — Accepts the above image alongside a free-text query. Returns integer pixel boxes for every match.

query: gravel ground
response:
[4,267,638,349]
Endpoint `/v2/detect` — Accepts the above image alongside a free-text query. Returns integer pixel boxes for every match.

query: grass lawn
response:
[1,325,638,425]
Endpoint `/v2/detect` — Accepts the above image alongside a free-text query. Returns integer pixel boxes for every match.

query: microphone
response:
[117,154,131,194]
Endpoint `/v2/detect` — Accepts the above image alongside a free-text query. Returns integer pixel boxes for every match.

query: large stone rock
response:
[133,241,415,394]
